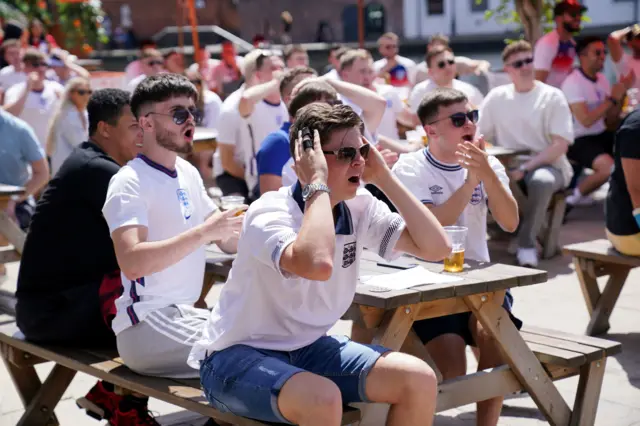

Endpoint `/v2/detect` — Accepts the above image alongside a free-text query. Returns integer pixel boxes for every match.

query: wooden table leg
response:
[585,267,629,336]
[465,294,572,426]
[372,304,419,350]
[574,258,601,320]
[569,358,606,426]
[18,364,77,426]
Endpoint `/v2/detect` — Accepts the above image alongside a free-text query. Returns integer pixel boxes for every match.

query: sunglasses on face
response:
[146,106,203,126]
[75,89,93,96]
[509,57,534,68]
[565,11,582,19]
[593,49,607,57]
[146,59,164,67]
[382,44,398,50]
[429,110,479,128]
[28,62,48,68]
[437,59,455,69]
[323,144,370,163]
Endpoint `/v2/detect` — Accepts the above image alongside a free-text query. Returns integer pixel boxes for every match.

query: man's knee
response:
[426,334,467,379]
[279,373,342,425]
[592,154,614,174]
[526,170,558,195]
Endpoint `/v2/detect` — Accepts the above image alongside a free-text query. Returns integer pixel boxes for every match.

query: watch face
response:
[302,185,311,199]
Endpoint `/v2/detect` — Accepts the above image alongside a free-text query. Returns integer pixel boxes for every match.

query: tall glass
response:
[443,226,468,273]
[220,195,245,216]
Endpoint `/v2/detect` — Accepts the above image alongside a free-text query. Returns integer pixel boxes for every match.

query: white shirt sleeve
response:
[102,170,149,233]
[408,83,426,114]
[360,193,406,261]
[216,106,240,146]
[244,206,298,279]
[561,75,585,104]
[4,84,22,105]
[281,158,296,187]
[477,92,496,143]
[487,156,512,197]
[547,89,574,143]
[533,35,555,72]
[392,155,433,204]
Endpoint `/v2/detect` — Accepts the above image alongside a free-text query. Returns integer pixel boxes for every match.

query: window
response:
[426,0,444,15]
[471,0,488,12]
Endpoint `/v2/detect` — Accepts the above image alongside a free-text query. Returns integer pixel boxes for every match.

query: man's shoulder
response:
[246,187,298,221]
[393,149,429,176]
[5,81,25,96]
[260,130,289,150]
[536,30,559,47]
[0,109,32,133]
[397,55,417,67]
[454,79,481,93]
[60,144,120,179]
[203,89,223,105]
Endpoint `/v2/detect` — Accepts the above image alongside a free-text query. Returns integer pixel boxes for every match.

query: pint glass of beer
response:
[220,195,246,216]
[443,226,468,273]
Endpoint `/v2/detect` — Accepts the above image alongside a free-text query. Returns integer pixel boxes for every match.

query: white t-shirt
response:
[127,74,147,93]
[242,99,288,190]
[613,52,640,90]
[533,30,577,88]
[324,68,340,80]
[102,155,217,335]
[561,69,611,138]
[188,184,406,365]
[50,105,89,175]
[201,89,223,130]
[213,87,247,178]
[478,82,575,187]
[4,80,63,148]
[375,83,404,140]
[281,157,296,187]
[392,148,511,262]
[408,79,484,114]
[0,65,26,90]
[373,55,416,87]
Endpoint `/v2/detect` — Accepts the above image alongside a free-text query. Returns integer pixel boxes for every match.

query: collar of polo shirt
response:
[292,181,354,235]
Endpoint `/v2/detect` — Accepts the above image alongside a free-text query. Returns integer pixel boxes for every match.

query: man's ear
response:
[97,121,110,139]
[424,124,436,138]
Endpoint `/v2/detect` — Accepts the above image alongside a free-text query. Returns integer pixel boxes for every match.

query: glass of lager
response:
[443,226,468,273]
[220,195,246,216]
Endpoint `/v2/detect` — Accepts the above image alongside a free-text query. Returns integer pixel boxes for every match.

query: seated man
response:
[478,41,574,267]
[393,88,520,426]
[189,103,452,426]
[606,108,640,255]
[103,74,242,379]
[561,36,633,207]
[15,89,154,423]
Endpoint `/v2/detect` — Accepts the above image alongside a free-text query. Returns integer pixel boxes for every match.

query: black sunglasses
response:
[75,89,93,95]
[323,144,370,163]
[593,49,608,57]
[566,11,582,19]
[145,107,203,125]
[437,59,455,69]
[509,57,534,69]
[147,59,164,67]
[29,62,48,68]
[429,110,479,128]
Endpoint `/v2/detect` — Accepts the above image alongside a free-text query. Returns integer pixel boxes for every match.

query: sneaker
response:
[566,192,595,207]
[76,381,122,421]
[517,248,539,268]
[109,404,160,426]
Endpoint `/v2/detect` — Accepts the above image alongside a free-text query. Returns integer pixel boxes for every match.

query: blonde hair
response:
[242,49,271,82]
[46,77,90,157]
[339,49,371,71]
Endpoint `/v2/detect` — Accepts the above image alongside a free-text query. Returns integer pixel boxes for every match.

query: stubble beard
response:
[156,126,193,155]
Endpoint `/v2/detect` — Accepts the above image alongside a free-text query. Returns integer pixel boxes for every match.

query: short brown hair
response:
[502,40,532,63]
[283,44,306,62]
[22,48,46,66]
[288,80,338,118]
[378,32,398,44]
[417,88,468,125]
[428,33,450,48]
[339,49,370,71]
[289,103,364,157]
[335,47,351,61]
[426,45,453,68]
[141,48,162,60]
[280,66,317,98]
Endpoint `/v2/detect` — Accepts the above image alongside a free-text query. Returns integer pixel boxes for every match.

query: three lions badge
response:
[342,242,356,268]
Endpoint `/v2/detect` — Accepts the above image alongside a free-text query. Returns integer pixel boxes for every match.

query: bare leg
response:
[277,372,343,426]
[577,154,614,197]
[425,333,467,380]
[469,315,505,426]
[365,352,438,426]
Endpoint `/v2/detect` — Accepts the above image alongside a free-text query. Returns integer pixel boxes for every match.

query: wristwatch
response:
[302,183,331,202]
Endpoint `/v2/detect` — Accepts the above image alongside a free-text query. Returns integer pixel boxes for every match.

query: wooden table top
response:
[0,185,25,198]
[355,251,547,309]
[486,146,530,158]
[194,128,218,143]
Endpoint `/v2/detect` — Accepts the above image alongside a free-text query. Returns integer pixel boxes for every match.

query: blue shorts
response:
[199,335,389,424]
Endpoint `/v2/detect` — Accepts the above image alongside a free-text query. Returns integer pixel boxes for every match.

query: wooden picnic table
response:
[0,185,26,260]
[193,127,217,154]
[486,145,530,161]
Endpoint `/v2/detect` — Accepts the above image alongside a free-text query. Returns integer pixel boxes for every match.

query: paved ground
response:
[1,194,640,425]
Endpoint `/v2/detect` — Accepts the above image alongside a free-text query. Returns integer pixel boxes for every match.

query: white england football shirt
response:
[375,83,404,140]
[103,155,217,335]
[188,184,406,365]
[392,148,511,262]
[561,69,611,138]
[533,30,577,88]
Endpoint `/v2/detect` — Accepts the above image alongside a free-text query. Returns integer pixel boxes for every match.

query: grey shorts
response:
[116,304,209,378]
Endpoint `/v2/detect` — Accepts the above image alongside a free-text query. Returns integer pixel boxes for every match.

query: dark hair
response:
[288,80,338,118]
[279,66,317,98]
[88,89,131,136]
[576,36,603,56]
[553,0,587,18]
[22,48,47,65]
[283,44,306,62]
[289,103,363,157]
[130,74,198,118]
[502,40,533,63]
[2,21,24,41]
[426,45,453,68]
[0,39,20,61]
[417,88,468,125]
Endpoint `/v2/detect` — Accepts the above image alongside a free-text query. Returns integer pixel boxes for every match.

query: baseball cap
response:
[554,0,588,17]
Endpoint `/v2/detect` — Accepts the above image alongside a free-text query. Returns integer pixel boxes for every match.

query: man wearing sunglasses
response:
[478,41,574,267]
[127,48,165,92]
[534,0,586,88]
[608,24,640,91]
[373,32,416,89]
[408,45,484,119]
[3,48,63,150]
[191,103,451,426]
[102,74,243,380]
[393,88,519,426]
[561,36,633,209]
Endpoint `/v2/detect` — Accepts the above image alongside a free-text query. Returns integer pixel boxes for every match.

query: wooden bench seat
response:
[0,316,360,426]
[564,239,640,335]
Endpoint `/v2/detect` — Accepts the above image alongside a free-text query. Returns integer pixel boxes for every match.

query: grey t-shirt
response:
[0,109,45,186]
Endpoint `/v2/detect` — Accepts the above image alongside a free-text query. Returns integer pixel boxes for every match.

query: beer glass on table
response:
[443,226,468,273]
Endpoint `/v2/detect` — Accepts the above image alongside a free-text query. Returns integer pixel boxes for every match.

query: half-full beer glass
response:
[443,226,468,273]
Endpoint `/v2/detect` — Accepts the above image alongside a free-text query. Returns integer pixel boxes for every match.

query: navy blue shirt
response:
[256,122,291,178]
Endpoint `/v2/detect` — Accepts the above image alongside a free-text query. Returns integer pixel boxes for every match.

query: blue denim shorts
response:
[199,335,389,424]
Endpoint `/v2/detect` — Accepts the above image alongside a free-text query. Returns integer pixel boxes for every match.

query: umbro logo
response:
[429,185,443,195]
